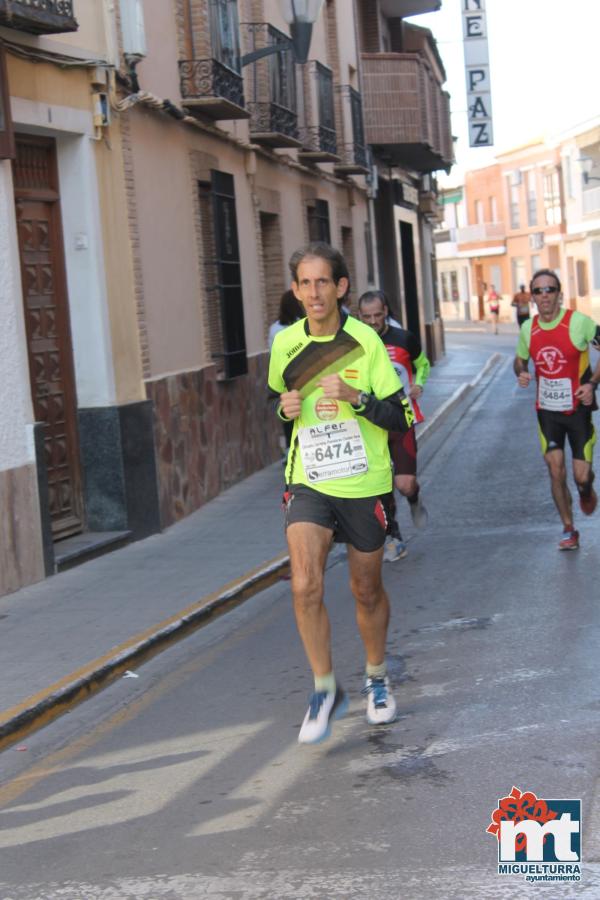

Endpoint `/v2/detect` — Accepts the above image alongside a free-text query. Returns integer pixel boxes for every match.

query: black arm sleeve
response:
[267,387,280,410]
[267,387,291,420]
[406,330,422,362]
[356,390,414,433]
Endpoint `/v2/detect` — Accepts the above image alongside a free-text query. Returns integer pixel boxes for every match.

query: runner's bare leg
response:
[347,544,389,667]
[545,450,573,527]
[287,522,334,676]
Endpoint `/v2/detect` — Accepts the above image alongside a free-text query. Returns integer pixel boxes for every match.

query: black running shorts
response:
[284,483,387,552]
[537,406,596,462]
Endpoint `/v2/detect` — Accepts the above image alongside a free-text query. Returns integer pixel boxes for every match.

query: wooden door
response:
[13,136,84,538]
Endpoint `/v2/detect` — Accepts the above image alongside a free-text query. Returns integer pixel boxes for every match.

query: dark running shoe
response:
[580,488,597,516]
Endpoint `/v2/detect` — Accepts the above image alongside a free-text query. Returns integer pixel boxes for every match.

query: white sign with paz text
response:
[463,0,494,147]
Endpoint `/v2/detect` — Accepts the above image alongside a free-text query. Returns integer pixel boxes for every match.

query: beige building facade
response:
[0,0,451,597]
[120,0,374,530]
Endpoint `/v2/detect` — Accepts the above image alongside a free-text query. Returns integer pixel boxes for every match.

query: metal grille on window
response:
[307,199,331,244]
[199,171,248,379]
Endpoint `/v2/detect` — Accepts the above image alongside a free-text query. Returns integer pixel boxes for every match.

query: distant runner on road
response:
[268,243,414,744]
[358,290,430,561]
[514,268,600,550]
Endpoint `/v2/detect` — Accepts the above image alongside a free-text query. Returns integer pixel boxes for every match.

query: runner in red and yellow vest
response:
[529,308,589,413]
[514,269,600,551]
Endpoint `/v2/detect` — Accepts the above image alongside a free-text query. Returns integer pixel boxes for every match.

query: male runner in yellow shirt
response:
[269,243,414,743]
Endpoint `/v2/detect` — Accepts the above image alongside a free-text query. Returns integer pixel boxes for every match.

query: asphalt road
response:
[1,332,600,900]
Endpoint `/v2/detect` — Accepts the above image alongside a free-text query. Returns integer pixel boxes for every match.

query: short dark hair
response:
[358,289,389,310]
[278,289,303,326]
[288,242,350,286]
[530,268,561,293]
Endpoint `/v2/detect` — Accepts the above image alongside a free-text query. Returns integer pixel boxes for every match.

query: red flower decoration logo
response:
[487,786,558,854]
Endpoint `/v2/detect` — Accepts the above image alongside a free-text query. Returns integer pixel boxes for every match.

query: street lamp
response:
[241,0,324,67]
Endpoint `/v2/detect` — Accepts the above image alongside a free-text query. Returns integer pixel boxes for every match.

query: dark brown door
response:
[13,135,83,539]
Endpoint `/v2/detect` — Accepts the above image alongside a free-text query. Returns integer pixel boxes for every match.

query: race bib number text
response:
[538,376,573,411]
[298,419,368,482]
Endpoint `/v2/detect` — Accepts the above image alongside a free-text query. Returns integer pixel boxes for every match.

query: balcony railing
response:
[297,61,339,163]
[298,125,339,162]
[246,102,300,146]
[0,0,77,34]
[179,58,248,121]
[241,23,299,147]
[333,85,368,175]
[361,52,453,173]
[334,142,368,175]
[456,222,506,243]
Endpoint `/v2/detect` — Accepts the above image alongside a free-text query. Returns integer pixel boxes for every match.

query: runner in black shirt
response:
[359,290,430,559]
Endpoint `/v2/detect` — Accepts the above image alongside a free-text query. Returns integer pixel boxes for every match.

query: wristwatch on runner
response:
[353,391,371,409]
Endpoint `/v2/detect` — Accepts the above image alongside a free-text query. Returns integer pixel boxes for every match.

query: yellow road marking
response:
[0,590,287,808]
[0,552,289,752]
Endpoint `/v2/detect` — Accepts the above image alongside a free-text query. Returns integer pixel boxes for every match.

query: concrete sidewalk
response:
[0,336,503,750]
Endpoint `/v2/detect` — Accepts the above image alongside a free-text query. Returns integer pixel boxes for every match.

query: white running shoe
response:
[409,496,429,529]
[383,537,408,562]
[298,687,348,744]
[363,676,397,725]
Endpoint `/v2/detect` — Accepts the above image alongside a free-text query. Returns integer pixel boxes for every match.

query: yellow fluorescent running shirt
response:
[268,315,402,498]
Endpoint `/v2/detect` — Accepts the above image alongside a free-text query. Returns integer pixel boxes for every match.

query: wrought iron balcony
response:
[334,85,368,175]
[297,61,338,163]
[178,58,249,121]
[334,142,368,176]
[247,101,300,147]
[298,126,339,163]
[241,23,300,148]
[0,0,78,34]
